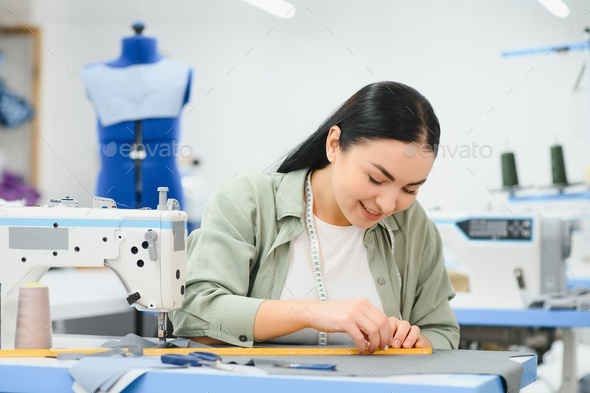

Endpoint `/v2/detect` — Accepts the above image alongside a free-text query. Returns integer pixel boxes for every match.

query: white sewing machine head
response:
[428,211,572,309]
[503,190,590,279]
[0,188,187,348]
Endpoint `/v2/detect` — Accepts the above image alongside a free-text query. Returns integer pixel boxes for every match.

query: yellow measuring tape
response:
[0,346,431,358]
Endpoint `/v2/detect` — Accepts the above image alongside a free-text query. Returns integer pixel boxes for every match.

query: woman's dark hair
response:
[277,81,440,173]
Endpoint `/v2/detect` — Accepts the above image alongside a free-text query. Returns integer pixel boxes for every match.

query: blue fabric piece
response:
[0,80,34,128]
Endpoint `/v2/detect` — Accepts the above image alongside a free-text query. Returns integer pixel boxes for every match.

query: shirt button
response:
[377,277,386,285]
[239,335,248,342]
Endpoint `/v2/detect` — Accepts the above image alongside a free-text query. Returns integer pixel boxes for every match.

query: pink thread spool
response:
[14,283,53,349]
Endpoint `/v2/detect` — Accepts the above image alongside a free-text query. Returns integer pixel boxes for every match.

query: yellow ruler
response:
[0,346,431,358]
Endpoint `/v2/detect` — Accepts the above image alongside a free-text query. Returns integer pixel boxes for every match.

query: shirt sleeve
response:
[170,175,265,347]
[406,209,460,349]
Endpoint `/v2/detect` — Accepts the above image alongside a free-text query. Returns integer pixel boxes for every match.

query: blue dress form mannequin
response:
[81,23,192,209]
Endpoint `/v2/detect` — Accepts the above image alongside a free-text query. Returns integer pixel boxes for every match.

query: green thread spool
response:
[550,145,568,186]
[501,151,519,188]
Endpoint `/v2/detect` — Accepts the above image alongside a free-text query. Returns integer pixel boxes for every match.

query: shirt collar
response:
[274,169,308,221]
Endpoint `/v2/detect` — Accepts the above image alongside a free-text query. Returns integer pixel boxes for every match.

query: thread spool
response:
[500,151,519,188]
[14,283,53,349]
[550,144,568,186]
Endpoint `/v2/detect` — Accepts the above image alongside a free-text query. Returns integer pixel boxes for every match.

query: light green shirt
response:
[171,169,460,349]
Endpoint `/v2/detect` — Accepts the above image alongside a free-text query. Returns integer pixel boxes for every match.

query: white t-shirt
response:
[270,215,384,345]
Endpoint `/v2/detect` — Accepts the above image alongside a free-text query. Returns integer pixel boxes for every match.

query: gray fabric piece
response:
[98,337,532,392]
[227,349,532,393]
[57,335,205,392]
[57,348,127,360]
[57,334,206,361]
[67,357,180,393]
[101,333,208,351]
[58,336,533,392]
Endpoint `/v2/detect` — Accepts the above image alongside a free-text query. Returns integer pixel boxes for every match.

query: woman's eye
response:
[404,188,417,196]
[369,176,383,186]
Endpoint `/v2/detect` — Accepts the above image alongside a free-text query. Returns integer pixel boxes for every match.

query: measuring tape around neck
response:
[304,171,329,345]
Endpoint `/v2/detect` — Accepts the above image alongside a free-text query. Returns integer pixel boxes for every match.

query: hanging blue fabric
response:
[0,79,34,128]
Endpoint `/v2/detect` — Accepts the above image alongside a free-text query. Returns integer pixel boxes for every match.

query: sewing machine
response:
[428,211,574,309]
[0,188,187,349]
[503,190,590,279]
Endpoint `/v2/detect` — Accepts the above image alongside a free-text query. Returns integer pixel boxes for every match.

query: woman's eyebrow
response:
[370,163,427,186]
[406,178,428,186]
[370,163,395,181]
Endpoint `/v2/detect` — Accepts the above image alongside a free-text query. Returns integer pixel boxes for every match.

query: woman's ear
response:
[326,126,342,163]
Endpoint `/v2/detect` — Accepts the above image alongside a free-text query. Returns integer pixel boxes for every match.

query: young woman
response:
[171,81,460,354]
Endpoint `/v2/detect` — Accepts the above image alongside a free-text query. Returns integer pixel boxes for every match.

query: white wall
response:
[18,0,590,217]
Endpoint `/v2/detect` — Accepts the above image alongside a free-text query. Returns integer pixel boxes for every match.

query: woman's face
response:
[326,127,435,228]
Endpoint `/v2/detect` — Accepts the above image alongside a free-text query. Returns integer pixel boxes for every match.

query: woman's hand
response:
[255,298,431,354]
[305,300,432,354]
[304,298,394,354]
[387,317,432,349]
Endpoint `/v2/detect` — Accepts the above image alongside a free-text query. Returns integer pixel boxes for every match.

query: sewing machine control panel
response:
[456,218,534,241]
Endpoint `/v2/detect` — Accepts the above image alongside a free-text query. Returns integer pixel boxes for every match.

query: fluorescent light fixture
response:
[242,0,296,18]
[537,0,570,18]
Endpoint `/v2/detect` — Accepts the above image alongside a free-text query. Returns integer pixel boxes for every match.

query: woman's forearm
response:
[253,300,314,341]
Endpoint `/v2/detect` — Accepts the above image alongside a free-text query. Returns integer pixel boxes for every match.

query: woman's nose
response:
[376,188,398,214]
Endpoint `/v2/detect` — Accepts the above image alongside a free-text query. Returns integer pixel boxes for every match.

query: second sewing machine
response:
[429,211,590,310]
